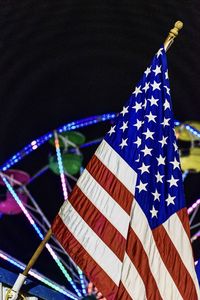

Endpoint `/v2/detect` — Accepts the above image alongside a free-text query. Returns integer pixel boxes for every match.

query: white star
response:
[163,99,170,110]
[134,136,142,148]
[132,102,142,112]
[120,121,128,132]
[150,205,158,218]
[156,154,166,166]
[132,85,142,97]
[158,136,168,147]
[152,189,161,201]
[170,157,180,170]
[119,138,128,149]
[142,82,150,93]
[120,106,129,116]
[146,111,157,123]
[141,145,153,156]
[165,194,175,206]
[133,119,143,130]
[164,85,170,95]
[151,81,161,91]
[142,128,154,140]
[153,65,162,76]
[165,71,169,79]
[108,125,116,136]
[136,180,148,192]
[144,67,151,77]
[161,117,170,127]
[167,175,179,187]
[155,171,164,183]
[138,163,150,174]
[156,48,163,58]
[148,96,159,106]
[173,142,178,152]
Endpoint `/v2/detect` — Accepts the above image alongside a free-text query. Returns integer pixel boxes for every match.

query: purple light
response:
[187,198,200,215]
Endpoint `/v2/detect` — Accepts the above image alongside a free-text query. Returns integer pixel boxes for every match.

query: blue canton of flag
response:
[105,46,184,229]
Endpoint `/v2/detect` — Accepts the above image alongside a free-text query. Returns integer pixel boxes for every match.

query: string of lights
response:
[53,130,87,296]
[0,113,116,172]
[188,198,200,215]
[0,250,78,300]
[187,197,200,242]
[1,114,200,172]
[0,174,82,298]
[191,230,200,242]
[184,124,200,139]
[54,131,68,201]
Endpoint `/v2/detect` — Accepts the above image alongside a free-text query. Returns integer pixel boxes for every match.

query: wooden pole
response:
[6,229,52,300]
[23,228,52,276]
[164,21,183,51]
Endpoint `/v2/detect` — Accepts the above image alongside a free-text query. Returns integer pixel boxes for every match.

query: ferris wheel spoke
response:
[190,222,200,230]
[22,186,51,228]
[27,165,49,185]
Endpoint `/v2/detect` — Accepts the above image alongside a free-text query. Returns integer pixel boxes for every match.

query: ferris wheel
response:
[0,113,199,299]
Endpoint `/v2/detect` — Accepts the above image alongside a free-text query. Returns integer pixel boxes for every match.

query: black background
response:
[0,0,199,294]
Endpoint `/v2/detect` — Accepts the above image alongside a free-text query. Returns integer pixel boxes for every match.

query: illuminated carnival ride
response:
[0,113,200,299]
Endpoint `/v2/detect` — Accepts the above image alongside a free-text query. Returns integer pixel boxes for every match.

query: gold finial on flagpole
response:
[164,21,183,51]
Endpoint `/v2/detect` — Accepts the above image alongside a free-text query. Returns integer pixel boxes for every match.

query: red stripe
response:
[69,185,126,261]
[152,223,198,300]
[86,154,134,215]
[177,208,191,239]
[52,215,118,300]
[126,227,162,300]
[116,281,133,300]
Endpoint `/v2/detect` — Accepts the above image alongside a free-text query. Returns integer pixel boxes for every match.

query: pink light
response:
[61,173,68,200]
[0,253,8,260]
[187,198,200,215]
[188,208,193,214]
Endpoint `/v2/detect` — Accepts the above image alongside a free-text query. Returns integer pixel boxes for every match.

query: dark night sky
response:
[0,0,199,296]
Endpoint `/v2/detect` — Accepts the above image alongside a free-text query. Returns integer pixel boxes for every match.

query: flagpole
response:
[164,21,183,51]
[22,228,52,276]
[6,20,184,300]
[6,229,52,300]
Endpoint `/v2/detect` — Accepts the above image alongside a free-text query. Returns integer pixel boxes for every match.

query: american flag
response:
[52,46,200,299]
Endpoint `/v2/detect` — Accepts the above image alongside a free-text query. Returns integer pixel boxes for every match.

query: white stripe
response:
[130,201,183,300]
[77,169,130,238]
[121,253,147,300]
[163,213,200,297]
[95,140,137,194]
[59,201,122,285]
